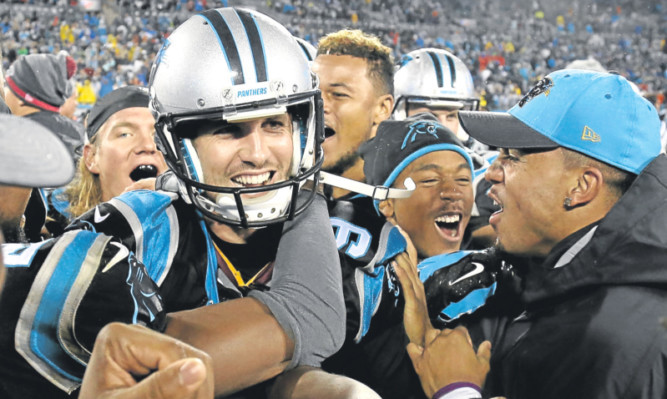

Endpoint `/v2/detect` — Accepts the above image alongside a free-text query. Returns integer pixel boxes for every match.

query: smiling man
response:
[0,8,344,398]
[312,29,394,199]
[402,69,667,399]
[322,115,506,399]
[362,117,475,260]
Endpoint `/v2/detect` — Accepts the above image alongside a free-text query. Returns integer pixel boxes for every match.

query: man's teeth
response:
[493,200,503,210]
[435,214,461,224]
[232,172,271,185]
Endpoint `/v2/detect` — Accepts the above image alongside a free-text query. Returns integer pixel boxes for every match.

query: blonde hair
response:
[317,29,394,96]
[61,136,103,218]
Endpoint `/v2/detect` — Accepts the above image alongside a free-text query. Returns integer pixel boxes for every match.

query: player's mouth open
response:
[130,165,158,181]
[489,196,504,226]
[435,213,463,240]
[232,171,275,187]
[324,126,336,139]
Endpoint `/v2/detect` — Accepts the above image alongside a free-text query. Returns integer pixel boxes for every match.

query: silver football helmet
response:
[295,37,317,62]
[393,48,479,119]
[150,7,323,227]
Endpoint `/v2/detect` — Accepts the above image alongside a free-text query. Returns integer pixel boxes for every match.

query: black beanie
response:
[85,86,150,140]
[360,113,474,188]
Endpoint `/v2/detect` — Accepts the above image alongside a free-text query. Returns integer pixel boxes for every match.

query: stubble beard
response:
[323,151,360,176]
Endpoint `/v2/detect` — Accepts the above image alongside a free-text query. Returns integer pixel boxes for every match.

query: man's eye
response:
[500,153,520,163]
[211,124,239,135]
[265,121,285,128]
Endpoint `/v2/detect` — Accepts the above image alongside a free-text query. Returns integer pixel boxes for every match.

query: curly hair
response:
[317,29,394,96]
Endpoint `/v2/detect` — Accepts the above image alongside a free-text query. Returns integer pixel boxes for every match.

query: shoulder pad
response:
[68,190,182,285]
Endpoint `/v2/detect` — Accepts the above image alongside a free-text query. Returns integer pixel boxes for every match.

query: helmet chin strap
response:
[313,172,415,201]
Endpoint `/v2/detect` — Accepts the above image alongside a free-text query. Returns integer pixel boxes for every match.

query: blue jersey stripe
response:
[17,231,99,391]
[200,218,220,304]
[355,266,385,343]
[115,191,175,283]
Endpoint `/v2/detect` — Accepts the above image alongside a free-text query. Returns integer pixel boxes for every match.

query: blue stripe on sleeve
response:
[116,191,175,282]
[29,231,99,382]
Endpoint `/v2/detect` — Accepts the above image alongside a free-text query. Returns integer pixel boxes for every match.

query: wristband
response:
[432,382,482,399]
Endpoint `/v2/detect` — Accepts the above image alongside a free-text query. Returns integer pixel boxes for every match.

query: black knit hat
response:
[360,113,474,189]
[85,86,150,140]
[5,52,76,112]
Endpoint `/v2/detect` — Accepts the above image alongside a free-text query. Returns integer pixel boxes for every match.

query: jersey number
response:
[330,217,372,259]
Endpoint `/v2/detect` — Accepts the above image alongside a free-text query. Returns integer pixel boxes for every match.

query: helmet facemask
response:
[150,7,324,228]
[155,94,323,228]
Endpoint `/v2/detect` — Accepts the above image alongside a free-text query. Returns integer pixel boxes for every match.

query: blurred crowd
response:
[2,0,665,113]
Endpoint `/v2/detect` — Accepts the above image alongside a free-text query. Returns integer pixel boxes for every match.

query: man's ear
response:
[371,94,394,132]
[83,143,100,174]
[378,199,395,221]
[568,167,603,208]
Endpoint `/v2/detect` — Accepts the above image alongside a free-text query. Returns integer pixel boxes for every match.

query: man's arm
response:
[165,194,345,396]
[394,251,492,399]
[165,297,293,397]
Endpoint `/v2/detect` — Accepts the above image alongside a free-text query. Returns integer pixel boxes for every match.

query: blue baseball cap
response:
[459,69,661,174]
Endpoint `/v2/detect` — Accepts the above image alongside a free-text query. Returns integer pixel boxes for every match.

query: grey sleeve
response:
[249,193,345,369]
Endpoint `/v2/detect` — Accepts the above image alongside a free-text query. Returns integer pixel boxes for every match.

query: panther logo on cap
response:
[402,121,439,149]
[518,77,554,107]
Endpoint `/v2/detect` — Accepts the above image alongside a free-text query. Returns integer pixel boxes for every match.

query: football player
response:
[394,48,499,249]
[0,8,344,398]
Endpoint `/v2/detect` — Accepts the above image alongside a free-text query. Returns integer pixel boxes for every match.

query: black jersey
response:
[1,189,345,398]
[0,190,215,397]
[325,195,505,399]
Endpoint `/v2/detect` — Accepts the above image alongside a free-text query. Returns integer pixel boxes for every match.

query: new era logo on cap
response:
[581,126,601,143]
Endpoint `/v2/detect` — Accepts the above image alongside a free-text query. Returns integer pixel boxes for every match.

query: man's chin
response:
[323,152,360,176]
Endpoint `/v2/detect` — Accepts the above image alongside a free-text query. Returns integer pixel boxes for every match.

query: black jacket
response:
[475,154,667,399]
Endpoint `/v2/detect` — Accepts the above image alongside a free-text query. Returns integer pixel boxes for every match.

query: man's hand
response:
[122,178,157,194]
[392,252,434,346]
[80,323,214,399]
[407,326,491,398]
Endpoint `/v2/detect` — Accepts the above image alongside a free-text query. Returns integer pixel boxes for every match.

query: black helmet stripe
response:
[426,51,444,88]
[201,9,245,85]
[297,40,313,61]
[236,9,268,82]
[444,54,457,87]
